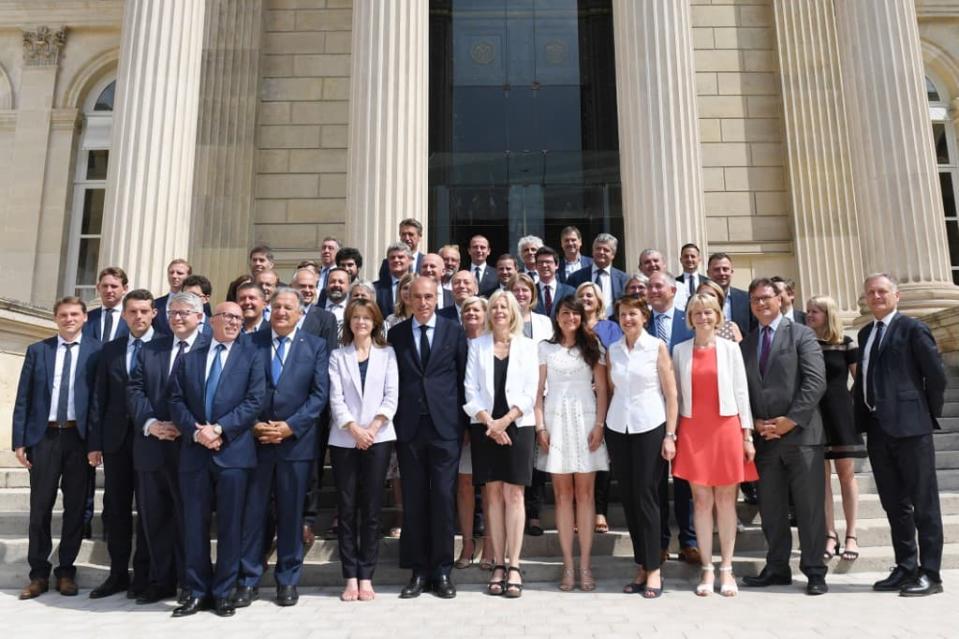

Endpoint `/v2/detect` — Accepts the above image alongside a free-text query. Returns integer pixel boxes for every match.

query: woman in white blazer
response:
[463,290,539,598]
[328,299,398,602]
[508,272,554,342]
[670,293,757,597]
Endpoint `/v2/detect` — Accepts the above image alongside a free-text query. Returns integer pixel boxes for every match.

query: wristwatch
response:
[213,424,223,436]
[744,435,754,444]
[664,432,678,441]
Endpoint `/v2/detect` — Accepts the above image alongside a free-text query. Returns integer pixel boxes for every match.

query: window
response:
[64,77,115,300]
[928,75,959,284]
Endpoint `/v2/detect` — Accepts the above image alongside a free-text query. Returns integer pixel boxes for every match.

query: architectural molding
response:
[0,1,122,28]
[61,47,119,110]
[21,26,66,67]
[0,63,12,110]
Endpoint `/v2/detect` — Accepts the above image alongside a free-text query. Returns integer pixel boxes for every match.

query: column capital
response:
[21,26,66,67]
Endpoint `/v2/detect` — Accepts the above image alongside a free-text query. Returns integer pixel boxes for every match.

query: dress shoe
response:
[55,576,79,596]
[136,585,177,604]
[172,596,209,617]
[873,566,917,592]
[89,575,129,599]
[432,575,457,599]
[276,585,299,606]
[231,586,258,608]
[214,597,236,617]
[18,578,49,600]
[399,574,430,599]
[741,483,759,505]
[127,584,147,599]
[82,522,93,540]
[806,575,828,595]
[177,588,191,604]
[899,573,943,597]
[742,567,792,588]
[678,546,701,565]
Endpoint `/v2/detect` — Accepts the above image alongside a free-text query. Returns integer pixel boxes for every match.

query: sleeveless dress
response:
[819,337,866,459]
[534,341,609,473]
[672,346,758,486]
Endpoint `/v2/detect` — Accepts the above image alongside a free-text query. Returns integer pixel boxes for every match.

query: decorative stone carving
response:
[22,27,67,67]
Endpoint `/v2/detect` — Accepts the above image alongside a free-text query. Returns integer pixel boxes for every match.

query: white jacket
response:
[328,344,399,447]
[463,333,539,427]
[672,337,753,429]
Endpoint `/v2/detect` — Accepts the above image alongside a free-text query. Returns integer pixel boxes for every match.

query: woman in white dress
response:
[534,297,609,592]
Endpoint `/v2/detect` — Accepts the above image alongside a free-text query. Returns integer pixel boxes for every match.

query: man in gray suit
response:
[740,277,828,595]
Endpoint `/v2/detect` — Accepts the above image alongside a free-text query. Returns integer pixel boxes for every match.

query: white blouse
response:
[606,331,666,434]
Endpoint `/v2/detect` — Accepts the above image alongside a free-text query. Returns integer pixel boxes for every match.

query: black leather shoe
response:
[171,596,208,617]
[275,585,298,606]
[214,597,236,617]
[742,567,792,588]
[89,575,129,599]
[899,573,943,597]
[433,575,457,599]
[231,586,258,608]
[873,566,917,592]
[741,482,759,505]
[399,574,430,599]
[177,588,191,604]
[806,575,828,595]
[136,585,177,604]
[127,584,146,600]
[82,522,93,540]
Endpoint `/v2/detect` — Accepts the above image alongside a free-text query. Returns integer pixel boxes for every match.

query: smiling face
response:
[536,253,557,283]
[388,249,411,278]
[646,272,675,312]
[211,302,243,342]
[468,236,490,265]
[271,291,302,336]
[688,300,718,334]
[639,251,663,277]
[237,287,266,324]
[326,270,350,303]
[489,295,512,329]
[561,230,581,259]
[576,285,598,318]
[805,302,826,331]
[168,300,202,339]
[592,241,614,269]
[55,303,87,341]
[521,243,539,269]
[707,257,733,288]
[618,304,647,338]
[250,251,273,275]
[255,271,279,299]
[440,247,461,277]
[497,256,517,283]
[292,270,319,304]
[749,284,782,326]
[451,271,477,304]
[864,275,900,319]
[680,246,700,273]
[349,304,374,341]
[556,304,582,337]
[419,254,444,282]
[461,301,486,336]
[511,282,533,311]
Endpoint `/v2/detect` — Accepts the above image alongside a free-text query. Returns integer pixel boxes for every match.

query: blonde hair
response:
[685,293,723,330]
[392,272,418,319]
[807,295,843,344]
[507,272,538,312]
[486,290,524,336]
[696,278,726,308]
[575,281,606,318]
[460,295,488,315]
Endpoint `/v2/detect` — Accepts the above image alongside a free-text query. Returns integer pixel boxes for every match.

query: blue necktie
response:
[56,343,75,426]
[272,336,287,385]
[204,344,225,422]
[656,314,669,344]
[128,338,143,375]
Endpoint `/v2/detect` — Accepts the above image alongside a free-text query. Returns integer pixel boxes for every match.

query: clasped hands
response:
[195,423,223,450]
[484,415,512,446]
[253,420,294,446]
[347,422,380,451]
[148,420,181,441]
[754,416,796,440]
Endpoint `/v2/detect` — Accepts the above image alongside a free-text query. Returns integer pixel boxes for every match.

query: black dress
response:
[470,355,536,486]
[818,337,866,459]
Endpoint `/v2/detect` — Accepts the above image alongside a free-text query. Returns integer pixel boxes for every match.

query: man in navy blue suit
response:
[87,289,155,599]
[557,225,592,284]
[438,271,478,323]
[566,233,628,318]
[13,297,101,599]
[235,288,329,608]
[534,246,574,317]
[128,291,210,605]
[153,258,192,336]
[83,266,130,344]
[377,218,425,283]
[388,277,468,599]
[467,235,499,297]
[238,282,269,335]
[168,301,265,617]
[374,242,413,317]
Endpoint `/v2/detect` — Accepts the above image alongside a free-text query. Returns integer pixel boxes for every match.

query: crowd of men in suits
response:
[11,217,947,618]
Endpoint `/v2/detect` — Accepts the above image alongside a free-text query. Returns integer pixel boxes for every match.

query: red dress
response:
[673,347,758,486]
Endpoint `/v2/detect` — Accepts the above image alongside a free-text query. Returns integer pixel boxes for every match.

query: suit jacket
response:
[535,281,575,317]
[89,335,137,453]
[853,313,945,438]
[252,330,329,461]
[788,309,807,326]
[675,272,711,295]
[566,265,628,307]
[374,278,397,317]
[300,306,339,352]
[387,315,468,442]
[437,305,460,323]
[83,306,130,343]
[168,338,265,471]
[328,344,399,448]
[741,318,826,449]
[470,264,500,298]
[12,336,101,449]
[378,252,424,283]
[462,333,539,426]
[728,287,755,337]
[646,308,694,354]
[557,255,593,284]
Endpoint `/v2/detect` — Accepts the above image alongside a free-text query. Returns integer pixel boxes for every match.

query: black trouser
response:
[304,415,332,526]
[605,425,664,570]
[102,435,150,587]
[755,442,827,578]
[331,441,393,579]
[659,469,697,550]
[137,457,184,590]
[525,469,547,521]
[594,470,610,517]
[867,422,943,580]
[27,428,87,580]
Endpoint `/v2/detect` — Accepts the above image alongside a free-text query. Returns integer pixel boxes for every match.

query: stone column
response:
[346,0,429,272]
[189,0,262,300]
[611,0,706,273]
[835,0,959,314]
[773,0,863,320]
[100,1,206,295]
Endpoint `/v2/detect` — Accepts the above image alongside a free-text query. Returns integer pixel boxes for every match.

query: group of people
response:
[11,218,947,619]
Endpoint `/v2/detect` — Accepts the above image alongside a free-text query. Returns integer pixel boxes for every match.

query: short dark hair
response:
[748,277,777,296]
[680,243,700,254]
[98,266,129,286]
[707,252,732,267]
[770,275,796,292]
[399,218,423,234]
[122,288,154,310]
[534,246,560,264]
[496,253,519,268]
[249,244,274,261]
[54,296,87,315]
[560,226,582,240]
[615,295,651,322]
[182,274,213,297]
[236,281,265,299]
[336,247,363,269]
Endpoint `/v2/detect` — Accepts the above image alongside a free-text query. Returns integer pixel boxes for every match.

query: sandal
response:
[479,557,494,571]
[455,539,476,569]
[559,567,575,592]
[504,566,523,598]
[823,532,840,560]
[487,565,506,596]
[841,535,860,561]
[718,565,738,597]
[623,581,646,594]
[695,565,715,597]
[643,581,664,599]
[580,568,596,592]
[594,516,609,534]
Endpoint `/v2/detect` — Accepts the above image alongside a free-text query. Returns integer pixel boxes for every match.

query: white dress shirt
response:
[205,339,234,380]
[412,313,437,356]
[48,334,83,421]
[652,308,674,344]
[563,255,584,279]
[607,331,666,434]
[101,305,122,341]
[326,298,346,328]
[168,329,201,374]
[271,328,296,368]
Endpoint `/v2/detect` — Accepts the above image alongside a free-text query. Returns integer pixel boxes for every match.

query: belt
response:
[48,421,77,429]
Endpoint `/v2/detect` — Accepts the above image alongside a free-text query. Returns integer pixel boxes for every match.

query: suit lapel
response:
[424,318,446,375]
[877,314,901,357]
[275,333,305,386]
[44,338,57,395]
[344,344,363,396]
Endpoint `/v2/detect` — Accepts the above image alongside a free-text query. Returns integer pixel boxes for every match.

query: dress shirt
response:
[271,328,297,368]
[168,329,201,374]
[591,265,614,318]
[525,268,539,283]
[471,262,488,282]
[606,332,666,434]
[47,334,84,422]
[756,313,784,362]
[862,309,897,405]
[723,290,733,321]
[411,313,437,355]
[101,305,122,341]
[563,256,584,279]
[126,328,155,372]
[652,308,674,344]
[326,298,346,328]
[263,306,272,322]
[205,339,234,380]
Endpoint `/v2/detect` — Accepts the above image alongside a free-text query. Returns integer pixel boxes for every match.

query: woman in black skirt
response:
[806,295,866,561]
[463,290,539,597]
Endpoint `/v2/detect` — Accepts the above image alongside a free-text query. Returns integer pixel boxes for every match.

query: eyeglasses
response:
[214,313,243,323]
[750,295,777,305]
[167,309,199,318]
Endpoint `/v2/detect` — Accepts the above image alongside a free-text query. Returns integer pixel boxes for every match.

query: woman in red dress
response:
[670,294,757,597]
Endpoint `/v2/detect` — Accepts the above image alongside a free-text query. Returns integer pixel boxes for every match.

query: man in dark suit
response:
[438,271,478,323]
[227,244,276,303]
[566,233,628,318]
[128,292,210,605]
[375,242,413,317]
[534,246,575,317]
[676,243,710,299]
[235,288,329,607]
[854,274,946,596]
[771,276,806,325]
[439,244,461,293]
[377,218,425,283]
[238,282,269,335]
[83,266,130,344]
[646,271,699,564]
[336,247,364,283]
[87,289,155,599]
[388,277,468,599]
[741,278,828,595]
[153,258,192,336]
[13,297,101,599]
[318,236,341,291]
[707,252,754,336]
[494,253,520,293]
[168,301,265,617]
[182,275,215,339]
[466,235,499,297]
[419,253,455,309]
[557,225,592,284]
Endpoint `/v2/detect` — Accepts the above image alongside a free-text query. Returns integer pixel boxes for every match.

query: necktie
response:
[103,308,114,342]
[419,324,431,367]
[129,338,143,375]
[205,344,226,422]
[758,326,773,377]
[474,266,481,282]
[866,321,885,409]
[656,314,669,344]
[172,340,188,373]
[688,275,695,297]
[57,343,75,426]
[272,336,287,385]
[544,284,553,316]
[594,269,605,290]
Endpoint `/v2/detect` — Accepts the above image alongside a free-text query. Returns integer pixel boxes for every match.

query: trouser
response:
[102,435,150,587]
[659,468,697,550]
[303,415,332,525]
[595,470,611,517]
[525,469,547,521]
[137,456,184,590]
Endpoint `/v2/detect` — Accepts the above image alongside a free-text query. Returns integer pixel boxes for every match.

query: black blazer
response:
[535,281,575,317]
[470,264,499,298]
[301,306,339,352]
[83,307,129,343]
[557,255,593,284]
[374,278,396,317]
[89,336,136,453]
[790,309,807,326]
[728,287,756,336]
[853,313,945,437]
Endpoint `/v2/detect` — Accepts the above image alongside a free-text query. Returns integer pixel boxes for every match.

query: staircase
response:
[2,373,958,588]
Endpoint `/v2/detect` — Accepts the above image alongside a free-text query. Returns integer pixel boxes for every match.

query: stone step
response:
[938,417,959,432]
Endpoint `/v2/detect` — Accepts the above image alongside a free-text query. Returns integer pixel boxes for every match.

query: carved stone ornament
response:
[23,26,67,67]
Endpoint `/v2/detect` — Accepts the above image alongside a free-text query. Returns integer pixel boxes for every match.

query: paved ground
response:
[2,570,955,638]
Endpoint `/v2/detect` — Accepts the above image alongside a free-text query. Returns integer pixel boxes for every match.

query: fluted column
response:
[612,0,706,272]
[773,0,863,320]
[835,0,959,314]
[189,0,262,300]
[100,1,206,294]
[346,0,428,273]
